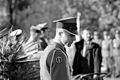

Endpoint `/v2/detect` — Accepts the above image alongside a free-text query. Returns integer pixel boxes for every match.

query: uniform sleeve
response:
[50,50,70,80]
[94,46,102,73]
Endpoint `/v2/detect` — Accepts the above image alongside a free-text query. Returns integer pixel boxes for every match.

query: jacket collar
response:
[55,42,66,52]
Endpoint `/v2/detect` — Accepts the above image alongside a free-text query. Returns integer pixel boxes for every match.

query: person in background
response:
[112,30,120,77]
[92,31,102,46]
[101,31,113,76]
[72,28,102,79]
[40,17,77,80]
[22,23,48,58]
[37,24,48,50]
[11,23,48,80]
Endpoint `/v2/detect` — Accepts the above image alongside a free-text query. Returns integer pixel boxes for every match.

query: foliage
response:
[11,0,120,37]
[1,0,120,38]
[0,31,26,80]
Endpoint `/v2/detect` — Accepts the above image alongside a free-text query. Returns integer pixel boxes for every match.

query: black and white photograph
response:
[0,0,120,80]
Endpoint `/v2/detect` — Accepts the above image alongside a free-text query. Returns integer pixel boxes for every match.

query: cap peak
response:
[53,17,76,23]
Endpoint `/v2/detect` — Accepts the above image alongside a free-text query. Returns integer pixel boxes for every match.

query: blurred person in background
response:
[112,30,120,77]
[72,28,102,79]
[11,23,48,80]
[92,31,102,46]
[37,24,48,50]
[22,23,48,58]
[101,31,113,76]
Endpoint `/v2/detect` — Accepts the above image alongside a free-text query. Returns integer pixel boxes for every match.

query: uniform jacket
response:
[40,41,71,80]
[16,39,47,61]
[72,39,102,76]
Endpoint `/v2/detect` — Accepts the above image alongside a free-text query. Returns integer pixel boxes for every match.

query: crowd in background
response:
[92,30,120,78]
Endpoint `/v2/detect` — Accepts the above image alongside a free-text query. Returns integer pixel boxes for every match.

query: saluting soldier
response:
[22,23,48,59]
[11,23,48,80]
[40,17,77,80]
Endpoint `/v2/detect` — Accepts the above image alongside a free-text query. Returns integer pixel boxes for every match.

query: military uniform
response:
[9,23,48,80]
[40,41,72,80]
[40,17,77,80]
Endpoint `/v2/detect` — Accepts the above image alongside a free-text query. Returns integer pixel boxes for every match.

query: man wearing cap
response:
[40,17,77,80]
[12,23,48,80]
[72,28,102,79]
[23,23,48,58]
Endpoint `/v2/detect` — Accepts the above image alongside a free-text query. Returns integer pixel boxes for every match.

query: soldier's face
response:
[61,30,75,47]
[30,30,40,39]
[39,30,45,38]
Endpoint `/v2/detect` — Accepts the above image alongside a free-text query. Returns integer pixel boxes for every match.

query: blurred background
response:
[0,0,120,38]
[1,0,120,80]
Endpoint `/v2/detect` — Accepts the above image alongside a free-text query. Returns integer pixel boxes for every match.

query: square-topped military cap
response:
[53,17,78,35]
[30,23,48,32]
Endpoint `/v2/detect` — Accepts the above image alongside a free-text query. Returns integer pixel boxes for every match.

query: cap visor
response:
[64,29,77,35]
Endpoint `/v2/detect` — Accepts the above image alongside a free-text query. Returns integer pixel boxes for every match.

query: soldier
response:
[22,23,48,58]
[92,31,102,46]
[40,17,77,80]
[11,23,48,80]
[113,30,120,77]
[72,28,102,78]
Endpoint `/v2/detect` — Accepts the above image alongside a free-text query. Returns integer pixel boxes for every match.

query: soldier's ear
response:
[56,28,63,37]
